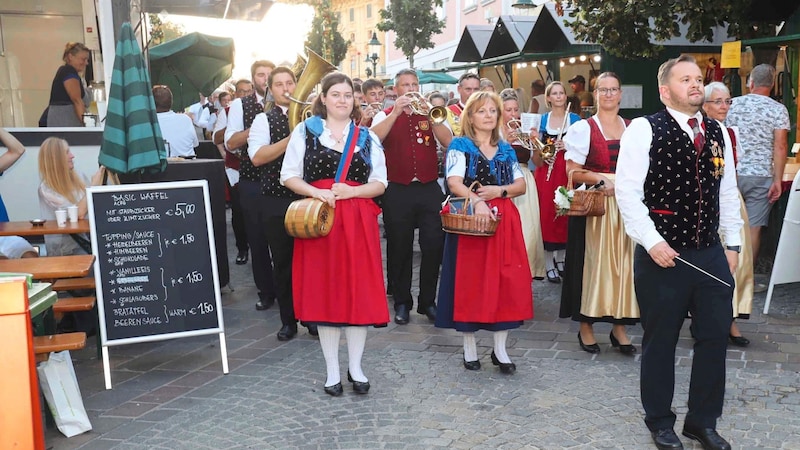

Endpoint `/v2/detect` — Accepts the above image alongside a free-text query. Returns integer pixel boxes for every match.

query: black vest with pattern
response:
[302,127,372,185]
[262,107,300,198]
[644,110,725,250]
[238,94,262,183]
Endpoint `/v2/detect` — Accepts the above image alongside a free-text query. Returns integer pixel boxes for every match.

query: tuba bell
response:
[286,48,337,130]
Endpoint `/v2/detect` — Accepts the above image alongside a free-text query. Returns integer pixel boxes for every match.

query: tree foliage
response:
[377,0,445,68]
[563,0,781,58]
[148,14,186,46]
[304,0,349,67]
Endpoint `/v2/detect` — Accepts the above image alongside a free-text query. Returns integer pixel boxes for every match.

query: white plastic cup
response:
[55,209,68,227]
[67,205,79,223]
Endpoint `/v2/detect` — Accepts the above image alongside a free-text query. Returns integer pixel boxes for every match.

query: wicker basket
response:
[440,182,500,236]
[566,169,606,217]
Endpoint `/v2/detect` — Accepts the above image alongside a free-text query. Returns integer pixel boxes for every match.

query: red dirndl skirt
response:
[453,198,533,323]
[292,179,390,326]
[534,151,569,245]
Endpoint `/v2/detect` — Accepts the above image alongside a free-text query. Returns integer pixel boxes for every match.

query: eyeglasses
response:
[705,98,733,105]
[597,87,620,96]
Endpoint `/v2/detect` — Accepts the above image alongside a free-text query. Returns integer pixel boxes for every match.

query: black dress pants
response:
[260,195,296,327]
[228,180,248,253]
[383,181,444,311]
[634,245,734,431]
[238,180,276,302]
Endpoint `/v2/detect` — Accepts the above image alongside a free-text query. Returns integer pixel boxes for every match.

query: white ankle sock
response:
[318,326,341,387]
[554,250,565,269]
[493,330,511,363]
[545,251,556,271]
[463,332,478,362]
[345,326,368,382]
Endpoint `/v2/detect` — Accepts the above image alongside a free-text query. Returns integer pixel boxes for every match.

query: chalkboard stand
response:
[763,171,800,314]
[87,180,229,389]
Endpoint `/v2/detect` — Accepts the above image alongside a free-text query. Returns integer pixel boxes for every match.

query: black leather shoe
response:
[235,250,248,265]
[277,324,297,341]
[682,426,730,450]
[394,305,410,324]
[255,297,274,311]
[306,324,319,337]
[555,260,566,277]
[463,359,481,370]
[729,334,750,347]
[417,305,437,322]
[609,331,637,355]
[546,269,561,284]
[490,351,516,374]
[347,371,370,394]
[651,428,684,449]
[324,382,343,397]
[578,332,601,354]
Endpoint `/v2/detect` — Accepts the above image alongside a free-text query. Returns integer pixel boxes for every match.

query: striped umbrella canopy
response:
[99,22,167,174]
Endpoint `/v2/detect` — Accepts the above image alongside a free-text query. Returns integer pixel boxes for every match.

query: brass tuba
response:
[287,48,337,130]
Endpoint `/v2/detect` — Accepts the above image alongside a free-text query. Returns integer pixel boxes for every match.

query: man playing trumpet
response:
[371,68,452,325]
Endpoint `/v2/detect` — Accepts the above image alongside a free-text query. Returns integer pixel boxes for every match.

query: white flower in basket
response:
[554,186,573,216]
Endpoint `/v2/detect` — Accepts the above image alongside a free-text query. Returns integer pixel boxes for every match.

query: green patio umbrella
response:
[99,22,167,175]
[384,70,458,87]
[148,32,234,110]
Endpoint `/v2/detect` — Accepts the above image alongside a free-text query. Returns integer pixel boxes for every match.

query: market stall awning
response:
[452,25,494,63]
[482,15,538,60]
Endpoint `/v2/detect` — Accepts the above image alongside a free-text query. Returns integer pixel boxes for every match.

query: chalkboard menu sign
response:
[87,181,225,345]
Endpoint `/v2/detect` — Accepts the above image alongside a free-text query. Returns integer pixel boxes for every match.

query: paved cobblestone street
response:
[47,217,800,450]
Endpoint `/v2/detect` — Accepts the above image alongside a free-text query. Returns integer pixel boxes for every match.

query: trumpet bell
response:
[429,106,448,125]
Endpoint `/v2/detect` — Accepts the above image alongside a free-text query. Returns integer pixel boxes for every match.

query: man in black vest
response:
[247,66,315,340]
[224,61,277,312]
[617,55,742,450]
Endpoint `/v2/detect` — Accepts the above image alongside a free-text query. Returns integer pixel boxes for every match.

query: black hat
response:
[568,75,586,84]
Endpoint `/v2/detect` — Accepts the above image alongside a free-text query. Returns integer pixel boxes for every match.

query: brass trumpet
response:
[403,92,448,125]
[507,119,555,159]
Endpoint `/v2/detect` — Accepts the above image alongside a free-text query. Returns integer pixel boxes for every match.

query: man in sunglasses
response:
[725,64,789,293]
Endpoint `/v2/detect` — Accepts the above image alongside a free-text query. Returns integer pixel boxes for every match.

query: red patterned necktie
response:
[688,117,705,153]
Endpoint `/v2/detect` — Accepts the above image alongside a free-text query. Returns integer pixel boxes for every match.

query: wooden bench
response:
[52,297,96,320]
[33,332,86,362]
[51,277,95,292]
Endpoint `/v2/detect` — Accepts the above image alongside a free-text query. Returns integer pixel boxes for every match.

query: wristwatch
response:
[726,245,741,253]
[501,188,508,198]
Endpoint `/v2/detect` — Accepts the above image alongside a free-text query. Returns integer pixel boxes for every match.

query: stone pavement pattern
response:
[46,218,800,449]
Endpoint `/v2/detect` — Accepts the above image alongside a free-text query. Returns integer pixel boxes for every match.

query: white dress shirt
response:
[224,92,265,148]
[280,120,388,188]
[157,111,198,157]
[615,107,742,251]
[246,105,289,160]
[563,115,627,165]
[187,101,211,129]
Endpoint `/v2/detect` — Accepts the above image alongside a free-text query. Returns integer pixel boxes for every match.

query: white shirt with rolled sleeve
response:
[615,107,742,251]
[246,105,289,161]
[224,92,265,149]
[280,120,388,188]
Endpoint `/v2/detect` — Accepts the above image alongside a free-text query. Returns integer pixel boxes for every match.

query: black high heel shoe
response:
[609,331,637,355]
[324,382,343,397]
[347,371,370,394]
[729,334,750,347]
[490,351,516,374]
[578,332,601,354]
[463,359,481,371]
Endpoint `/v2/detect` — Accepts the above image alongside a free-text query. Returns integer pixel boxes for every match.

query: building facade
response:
[331,0,386,79]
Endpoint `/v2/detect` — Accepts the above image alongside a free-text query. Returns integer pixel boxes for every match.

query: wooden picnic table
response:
[0,219,90,237]
[0,255,95,280]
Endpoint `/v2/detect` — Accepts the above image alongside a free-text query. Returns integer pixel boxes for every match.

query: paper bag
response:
[37,351,92,437]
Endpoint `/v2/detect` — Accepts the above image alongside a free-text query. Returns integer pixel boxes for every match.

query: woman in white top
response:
[280,72,389,396]
[560,72,639,355]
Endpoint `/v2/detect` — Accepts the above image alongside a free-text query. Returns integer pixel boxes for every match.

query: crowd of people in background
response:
[6,39,792,449]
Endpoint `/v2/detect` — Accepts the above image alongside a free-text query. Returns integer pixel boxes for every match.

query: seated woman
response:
[37,137,104,257]
[435,91,533,374]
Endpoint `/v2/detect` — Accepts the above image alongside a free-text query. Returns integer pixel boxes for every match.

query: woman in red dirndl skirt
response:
[280,73,389,396]
[435,91,533,375]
